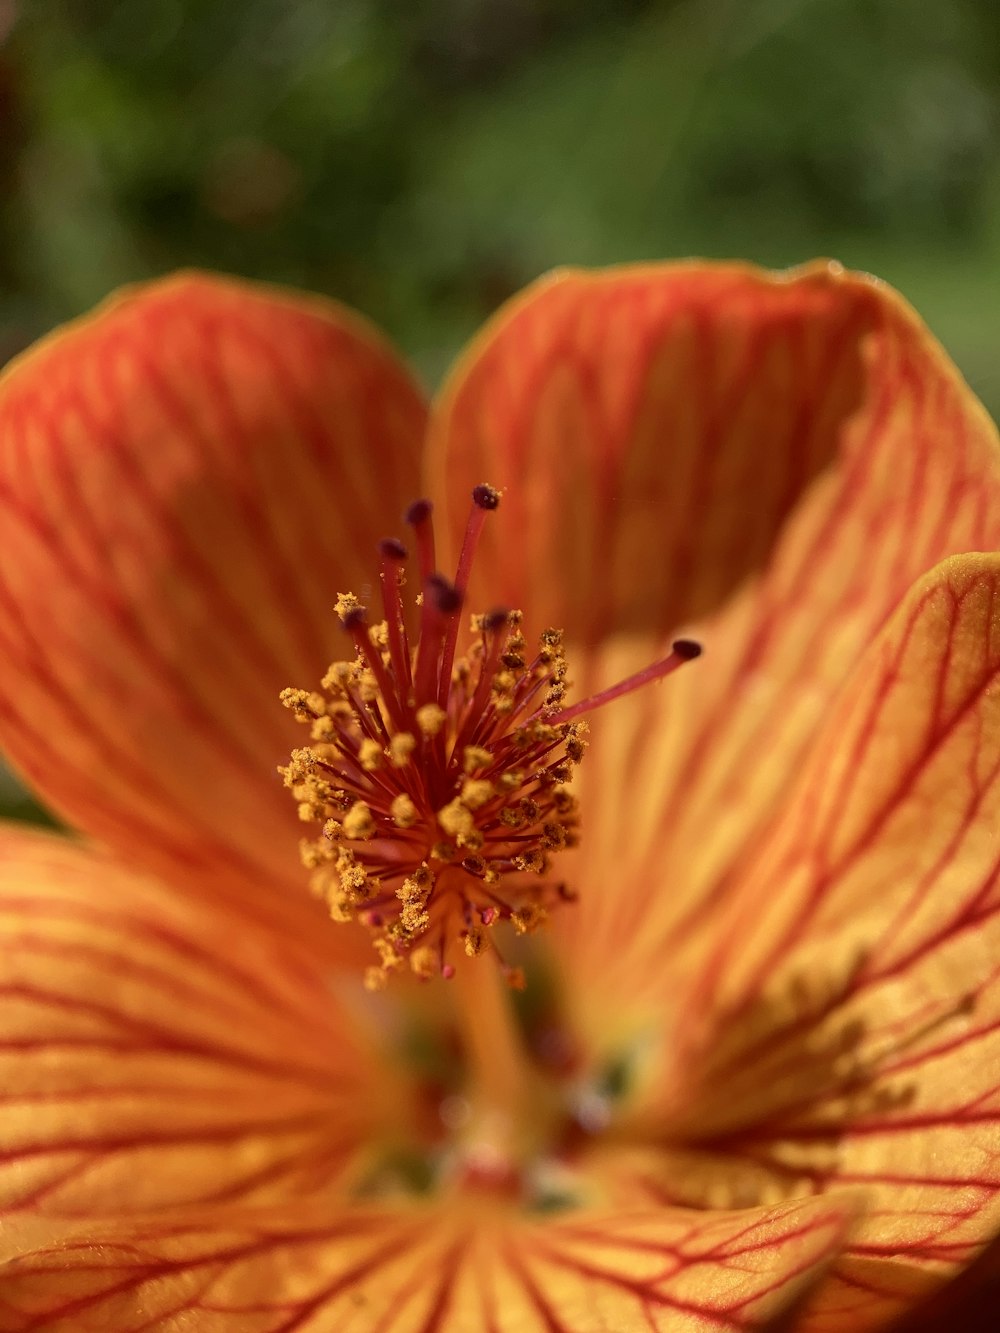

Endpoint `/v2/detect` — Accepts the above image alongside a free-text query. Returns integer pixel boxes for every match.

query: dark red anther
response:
[548,637,704,725]
[482,608,511,633]
[438,486,501,707]
[378,537,408,561]
[427,574,462,617]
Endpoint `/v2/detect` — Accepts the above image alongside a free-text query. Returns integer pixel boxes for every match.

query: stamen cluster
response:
[280,487,587,989]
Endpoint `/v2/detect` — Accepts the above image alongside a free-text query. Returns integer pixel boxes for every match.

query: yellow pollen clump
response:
[416,703,446,737]
[390,732,416,766]
[460,778,494,810]
[512,904,548,934]
[342,801,376,840]
[437,797,478,847]
[391,793,418,828]
[409,946,438,979]
[358,738,383,771]
[463,745,493,774]
[279,688,326,722]
[322,661,355,692]
[334,591,362,620]
[310,716,336,742]
[463,926,485,956]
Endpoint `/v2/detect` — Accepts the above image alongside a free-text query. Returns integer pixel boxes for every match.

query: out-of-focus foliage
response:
[2,0,1000,819]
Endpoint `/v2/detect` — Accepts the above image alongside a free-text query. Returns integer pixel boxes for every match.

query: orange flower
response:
[0,262,999,1330]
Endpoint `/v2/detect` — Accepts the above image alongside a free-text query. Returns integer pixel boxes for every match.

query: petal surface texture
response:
[430,261,1000,1008]
[429,263,1000,1327]
[0,274,426,933]
[634,554,1000,1328]
[0,1195,854,1332]
[0,824,393,1222]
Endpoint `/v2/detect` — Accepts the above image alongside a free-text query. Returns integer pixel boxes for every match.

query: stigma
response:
[280,485,700,990]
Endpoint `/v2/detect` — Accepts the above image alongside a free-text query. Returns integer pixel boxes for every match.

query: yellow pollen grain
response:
[542,821,568,850]
[310,716,336,742]
[416,703,446,737]
[281,747,316,785]
[322,661,355,693]
[512,904,547,935]
[335,591,362,620]
[410,946,438,979]
[437,797,477,845]
[397,865,432,904]
[358,738,383,771]
[357,668,379,702]
[390,793,418,828]
[460,778,494,810]
[369,621,389,649]
[400,903,430,934]
[279,687,327,722]
[299,837,337,870]
[463,926,485,957]
[463,745,493,774]
[389,732,416,766]
[328,895,354,924]
[514,849,546,874]
[552,787,577,814]
[342,801,376,840]
[492,669,517,695]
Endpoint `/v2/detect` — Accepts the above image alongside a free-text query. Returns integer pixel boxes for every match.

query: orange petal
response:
[0,1194,855,1331]
[0,273,426,933]
[0,823,398,1220]
[448,264,1000,1020]
[429,261,1000,643]
[620,555,1000,1310]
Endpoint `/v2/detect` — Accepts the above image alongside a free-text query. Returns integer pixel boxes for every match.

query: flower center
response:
[281,485,700,990]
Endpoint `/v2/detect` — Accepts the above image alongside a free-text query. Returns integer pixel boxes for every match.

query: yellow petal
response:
[0,1194,854,1331]
[0,273,426,934]
[0,823,397,1219]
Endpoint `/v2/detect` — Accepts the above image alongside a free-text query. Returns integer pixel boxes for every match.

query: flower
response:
[0,261,999,1329]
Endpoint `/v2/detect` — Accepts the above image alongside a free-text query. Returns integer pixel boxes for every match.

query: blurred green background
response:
[2,0,1000,821]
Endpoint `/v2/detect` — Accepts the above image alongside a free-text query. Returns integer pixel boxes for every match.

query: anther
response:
[283,485,703,989]
[378,537,408,561]
[427,574,463,616]
[548,637,704,725]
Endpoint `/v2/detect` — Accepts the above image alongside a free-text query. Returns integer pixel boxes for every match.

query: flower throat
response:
[281,486,700,990]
